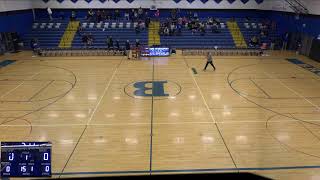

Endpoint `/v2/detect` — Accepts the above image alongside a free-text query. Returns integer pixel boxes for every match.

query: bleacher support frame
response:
[40,48,125,57]
[182,49,261,56]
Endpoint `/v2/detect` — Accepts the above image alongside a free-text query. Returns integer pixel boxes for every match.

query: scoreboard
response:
[141,47,170,57]
[1,142,52,177]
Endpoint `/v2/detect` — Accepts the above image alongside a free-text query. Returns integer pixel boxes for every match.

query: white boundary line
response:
[85,59,123,126]
[263,71,320,111]
[186,65,216,124]
[2,119,320,127]
[0,72,40,99]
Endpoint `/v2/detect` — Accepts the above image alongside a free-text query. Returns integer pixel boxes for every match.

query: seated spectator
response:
[87,33,94,46]
[182,16,188,25]
[154,9,160,20]
[59,11,65,20]
[145,17,151,28]
[187,11,192,19]
[30,39,40,57]
[138,7,144,19]
[47,7,53,21]
[70,10,76,21]
[249,36,259,47]
[164,27,170,36]
[170,23,176,36]
[200,23,206,36]
[212,23,219,33]
[177,23,182,35]
[130,9,135,22]
[96,10,102,22]
[260,42,268,56]
[101,10,106,21]
[115,40,120,50]
[134,10,139,21]
[87,9,94,21]
[139,20,145,30]
[125,10,130,20]
[135,25,140,34]
[106,36,113,49]
[77,24,83,37]
[193,12,198,19]
[114,9,120,20]
[82,34,89,47]
[106,10,111,20]
[135,39,140,48]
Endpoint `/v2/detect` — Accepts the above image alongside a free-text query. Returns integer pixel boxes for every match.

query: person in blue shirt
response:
[30,39,40,57]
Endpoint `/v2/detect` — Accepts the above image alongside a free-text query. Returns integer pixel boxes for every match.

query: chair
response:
[126,22,131,28]
[96,22,102,29]
[89,23,95,29]
[111,22,116,28]
[82,22,88,28]
[118,22,123,28]
[104,22,109,29]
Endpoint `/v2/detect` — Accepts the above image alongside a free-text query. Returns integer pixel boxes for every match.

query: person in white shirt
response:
[203,52,216,71]
[47,7,53,21]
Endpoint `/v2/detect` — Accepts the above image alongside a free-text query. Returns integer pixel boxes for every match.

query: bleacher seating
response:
[237,18,280,49]
[160,18,236,49]
[23,20,68,48]
[72,20,148,48]
[22,16,280,50]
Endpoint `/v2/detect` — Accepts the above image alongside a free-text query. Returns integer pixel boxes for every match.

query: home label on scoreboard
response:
[1,142,52,177]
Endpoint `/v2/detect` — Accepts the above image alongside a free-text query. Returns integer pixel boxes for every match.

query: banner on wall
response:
[227,0,236,4]
[39,0,266,5]
[173,0,182,3]
[255,0,264,4]
[241,0,250,4]
[186,0,195,4]
[200,0,209,4]
[214,0,223,4]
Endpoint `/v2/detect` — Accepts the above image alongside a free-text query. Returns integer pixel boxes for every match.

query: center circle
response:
[124,80,182,100]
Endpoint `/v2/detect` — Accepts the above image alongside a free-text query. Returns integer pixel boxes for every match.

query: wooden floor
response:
[1,51,320,179]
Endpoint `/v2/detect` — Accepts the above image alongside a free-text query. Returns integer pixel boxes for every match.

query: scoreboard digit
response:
[0,142,52,177]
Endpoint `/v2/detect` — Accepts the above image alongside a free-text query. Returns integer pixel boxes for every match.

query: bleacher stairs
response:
[59,21,80,48]
[227,21,247,48]
[148,21,160,46]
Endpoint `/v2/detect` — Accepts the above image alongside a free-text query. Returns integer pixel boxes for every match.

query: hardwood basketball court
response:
[1,51,320,179]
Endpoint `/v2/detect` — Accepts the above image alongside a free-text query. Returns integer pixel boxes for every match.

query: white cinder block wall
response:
[1,0,320,15]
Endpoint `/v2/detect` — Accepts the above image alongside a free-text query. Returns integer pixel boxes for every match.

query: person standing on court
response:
[203,52,216,71]
[125,40,131,60]
[47,7,53,21]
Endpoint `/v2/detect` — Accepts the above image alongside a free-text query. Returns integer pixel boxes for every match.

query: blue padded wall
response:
[0,10,33,35]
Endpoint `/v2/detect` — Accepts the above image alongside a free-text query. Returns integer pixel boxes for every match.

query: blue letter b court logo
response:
[124,80,181,100]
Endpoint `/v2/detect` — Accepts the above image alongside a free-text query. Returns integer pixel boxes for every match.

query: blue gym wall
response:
[1,8,319,38]
[269,11,320,37]
[0,10,33,35]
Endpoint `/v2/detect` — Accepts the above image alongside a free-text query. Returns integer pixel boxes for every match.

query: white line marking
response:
[186,68,216,123]
[3,119,320,127]
[85,59,123,126]
[0,72,40,99]
[263,71,320,111]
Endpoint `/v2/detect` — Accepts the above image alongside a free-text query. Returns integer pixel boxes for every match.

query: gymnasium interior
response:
[0,0,320,179]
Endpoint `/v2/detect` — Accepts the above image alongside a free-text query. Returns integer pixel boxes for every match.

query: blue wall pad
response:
[287,58,320,76]
[0,60,16,68]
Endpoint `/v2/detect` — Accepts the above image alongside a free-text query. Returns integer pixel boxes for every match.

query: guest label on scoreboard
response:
[1,142,52,177]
